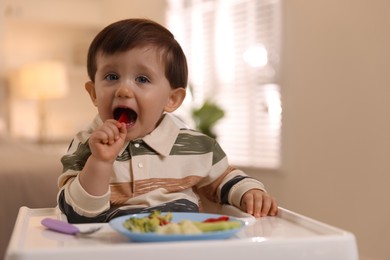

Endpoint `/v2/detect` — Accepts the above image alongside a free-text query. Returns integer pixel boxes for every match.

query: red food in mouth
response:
[118,113,128,123]
[114,107,137,126]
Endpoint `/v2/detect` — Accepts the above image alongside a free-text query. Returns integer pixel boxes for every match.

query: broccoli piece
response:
[123,211,172,233]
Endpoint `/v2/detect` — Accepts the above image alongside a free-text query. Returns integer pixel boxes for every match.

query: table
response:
[5,206,358,260]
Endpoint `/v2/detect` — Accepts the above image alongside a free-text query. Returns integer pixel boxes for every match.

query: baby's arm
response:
[79,119,127,196]
[240,189,278,217]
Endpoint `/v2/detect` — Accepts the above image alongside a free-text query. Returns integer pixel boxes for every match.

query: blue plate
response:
[109,212,244,242]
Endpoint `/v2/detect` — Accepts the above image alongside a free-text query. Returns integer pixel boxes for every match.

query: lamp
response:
[13,61,69,143]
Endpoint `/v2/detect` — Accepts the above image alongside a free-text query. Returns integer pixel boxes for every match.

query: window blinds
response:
[167,0,282,169]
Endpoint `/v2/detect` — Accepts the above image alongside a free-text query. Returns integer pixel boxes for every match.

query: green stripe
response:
[61,141,91,172]
[62,131,227,172]
[128,142,157,156]
[171,132,214,155]
[62,140,132,172]
[211,141,226,165]
[117,146,132,161]
[173,132,226,165]
[131,132,226,165]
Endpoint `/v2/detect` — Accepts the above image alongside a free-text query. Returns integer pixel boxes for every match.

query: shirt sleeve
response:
[220,170,266,208]
[61,175,110,217]
[57,120,111,220]
[197,138,267,208]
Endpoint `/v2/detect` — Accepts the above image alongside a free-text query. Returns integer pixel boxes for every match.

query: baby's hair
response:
[87,18,188,89]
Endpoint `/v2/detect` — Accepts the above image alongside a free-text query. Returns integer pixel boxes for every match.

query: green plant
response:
[191,99,224,139]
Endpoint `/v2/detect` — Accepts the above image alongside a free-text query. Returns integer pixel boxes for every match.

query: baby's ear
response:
[164,88,186,113]
[85,81,98,106]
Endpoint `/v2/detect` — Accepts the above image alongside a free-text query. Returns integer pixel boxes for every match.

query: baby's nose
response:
[116,82,134,98]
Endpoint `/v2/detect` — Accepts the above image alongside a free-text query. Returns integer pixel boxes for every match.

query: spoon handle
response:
[41,218,80,235]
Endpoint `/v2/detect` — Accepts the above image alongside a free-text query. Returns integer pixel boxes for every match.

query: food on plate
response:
[192,220,241,233]
[203,215,230,222]
[122,211,241,235]
[123,210,172,233]
[156,220,202,234]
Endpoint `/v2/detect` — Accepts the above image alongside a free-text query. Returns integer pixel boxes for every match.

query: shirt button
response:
[134,143,140,148]
[138,162,143,168]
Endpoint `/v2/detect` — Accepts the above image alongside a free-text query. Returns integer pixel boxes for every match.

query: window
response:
[167,0,282,169]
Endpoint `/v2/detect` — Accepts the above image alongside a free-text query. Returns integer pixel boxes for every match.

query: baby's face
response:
[87,46,182,141]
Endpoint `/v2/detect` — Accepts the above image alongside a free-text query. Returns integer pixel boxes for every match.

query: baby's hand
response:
[240,189,278,218]
[88,119,127,162]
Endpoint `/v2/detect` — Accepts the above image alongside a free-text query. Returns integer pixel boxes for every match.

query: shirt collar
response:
[142,114,181,156]
[117,113,182,157]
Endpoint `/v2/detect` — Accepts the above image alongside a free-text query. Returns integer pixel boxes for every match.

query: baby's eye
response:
[135,75,150,84]
[104,73,119,81]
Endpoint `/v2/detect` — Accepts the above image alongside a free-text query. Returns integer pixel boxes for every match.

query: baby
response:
[57,18,278,223]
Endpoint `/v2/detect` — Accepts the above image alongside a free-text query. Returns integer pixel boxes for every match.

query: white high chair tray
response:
[5,206,358,260]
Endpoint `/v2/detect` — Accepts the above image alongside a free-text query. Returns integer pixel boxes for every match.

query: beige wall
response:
[250,1,390,260]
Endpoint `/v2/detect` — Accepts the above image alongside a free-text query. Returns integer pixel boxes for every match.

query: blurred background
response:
[0,0,389,259]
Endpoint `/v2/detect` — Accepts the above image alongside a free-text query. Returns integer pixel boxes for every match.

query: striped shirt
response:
[57,114,265,223]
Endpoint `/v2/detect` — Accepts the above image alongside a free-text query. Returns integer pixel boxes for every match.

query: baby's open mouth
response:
[113,107,137,126]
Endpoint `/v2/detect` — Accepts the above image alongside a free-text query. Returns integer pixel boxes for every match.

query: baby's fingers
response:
[241,190,278,218]
[269,196,278,216]
[89,120,120,145]
[242,193,255,215]
[101,121,122,144]
[117,122,128,139]
[258,193,278,217]
[260,193,273,217]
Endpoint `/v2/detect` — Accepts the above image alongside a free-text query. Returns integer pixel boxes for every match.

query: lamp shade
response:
[14,61,68,99]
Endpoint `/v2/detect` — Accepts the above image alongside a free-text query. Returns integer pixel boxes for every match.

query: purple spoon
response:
[41,218,102,236]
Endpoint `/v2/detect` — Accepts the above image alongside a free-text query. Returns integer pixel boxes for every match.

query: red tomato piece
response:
[203,216,230,223]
